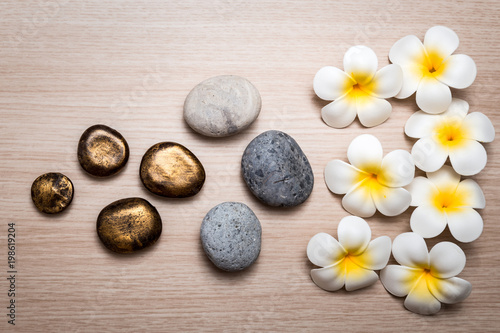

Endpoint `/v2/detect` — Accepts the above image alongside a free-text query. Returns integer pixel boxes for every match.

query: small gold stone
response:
[31,172,74,214]
[96,197,162,254]
[140,142,205,198]
[77,124,129,177]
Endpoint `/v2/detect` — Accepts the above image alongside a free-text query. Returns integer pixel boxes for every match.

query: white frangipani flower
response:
[389,26,477,114]
[380,233,472,315]
[406,98,495,176]
[307,216,391,291]
[406,165,485,243]
[324,134,415,218]
[314,45,403,128]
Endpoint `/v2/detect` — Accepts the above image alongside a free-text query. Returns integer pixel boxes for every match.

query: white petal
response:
[313,66,355,100]
[404,276,442,315]
[389,35,426,67]
[356,95,392,127]
[424,26,459,62]
[426,165,461,191]
[429,241,466,278]
[378,150,415,187]
[337,216,371,255]
[404,111,440,138]
[347,134,383,172]
[344,265,379,291]
[447,208,484,243]
[352,236,391,270]
[411,137,448,172]
[372,186,411,217]
[324,160,365,195]
[437,54,477,89]
[455,179,485,209]
[410,205,448,239]
[310,263,345,291]
[307,232,347,267]
[406,177,439,206]
[428,277,472,304]
[357,96,392,127]
[395,64,425,99]
[462,112,495,142]
[380,265,423,297]
[343,45,378,85]
[442,98,469,119]
[321,97,357,128]
[365,64,403,98]
[389,34,427,99]
[448,139,487,176]
[392,232,429,268]
[416,76,452,114]
[342,182,376,218]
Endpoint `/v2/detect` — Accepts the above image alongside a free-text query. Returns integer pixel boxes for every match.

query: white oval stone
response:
[183,75,262,137]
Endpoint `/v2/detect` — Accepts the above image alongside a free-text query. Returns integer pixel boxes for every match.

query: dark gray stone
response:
[241,130,314,207]
[200,202,262,272]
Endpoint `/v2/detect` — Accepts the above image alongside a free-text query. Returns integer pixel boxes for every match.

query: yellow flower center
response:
[351,83,363,95]
[422,49,446,77]
[432,185,466,213]
[363,173,383,191]
[433,118,470,151]
[345,82,372,106]
[343,253,369,278]
[352,162,389,201]
[415,269,433,290]
[402,267,449,308]
[342,69,378,106]
[344,254,359,269]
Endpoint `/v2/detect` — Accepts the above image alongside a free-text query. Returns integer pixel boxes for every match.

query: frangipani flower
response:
[314,45,403,128]
[406,98,495,176]
[380,232,472,315]
[325,134,415,218]
[389,26,477,114]
[406,165,485,243]
[307,216,391,291]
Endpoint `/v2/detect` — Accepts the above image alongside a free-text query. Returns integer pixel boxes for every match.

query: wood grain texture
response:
[1,0,499,331]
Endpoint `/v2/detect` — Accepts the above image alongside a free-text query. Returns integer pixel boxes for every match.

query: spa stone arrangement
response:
[30,26,495,316]
[31,74,312,270]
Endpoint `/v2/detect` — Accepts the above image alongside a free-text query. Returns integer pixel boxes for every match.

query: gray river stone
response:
[241,130,314,207]
[183,75,261,137]
[200,202,262,272]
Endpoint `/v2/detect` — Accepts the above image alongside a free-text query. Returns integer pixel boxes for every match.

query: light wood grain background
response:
[1,0,499,332]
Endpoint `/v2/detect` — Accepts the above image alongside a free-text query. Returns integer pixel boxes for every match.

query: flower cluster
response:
[311,26,494,315]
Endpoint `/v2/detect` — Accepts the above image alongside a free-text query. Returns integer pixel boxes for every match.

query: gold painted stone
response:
[140,142,205,198]
[78,124,129,177]
[31,172,74,214]
[96,197,162,254]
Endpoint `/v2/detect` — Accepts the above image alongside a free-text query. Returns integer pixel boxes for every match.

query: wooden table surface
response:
[1,0,499,332]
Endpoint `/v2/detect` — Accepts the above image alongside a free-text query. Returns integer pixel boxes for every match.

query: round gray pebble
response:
[184,75,262,137]
[200,202,262,272]
[241,130,314,207]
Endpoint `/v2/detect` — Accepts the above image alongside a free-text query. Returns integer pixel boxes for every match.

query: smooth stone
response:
[200,202,262,272]
[96,197,162,254]
[241,130,314,207]
[77,124,129,177]
[31,172,74,214]
[140,142,205,198]
[184,75,262,137]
